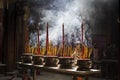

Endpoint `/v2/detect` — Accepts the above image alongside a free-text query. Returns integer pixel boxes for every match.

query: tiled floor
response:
[34,72,106,80]
[0,71,106,80]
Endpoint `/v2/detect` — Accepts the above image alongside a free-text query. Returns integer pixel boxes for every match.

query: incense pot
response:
[21,53,33,63]
[44,56,59,67]
[33,55,44,65]
[44,23,60,67]
[59,57,75,69]
[77,59,92,71]
[58,24,75,69]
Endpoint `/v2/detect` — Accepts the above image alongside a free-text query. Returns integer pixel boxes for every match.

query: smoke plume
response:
[27,0,119,47]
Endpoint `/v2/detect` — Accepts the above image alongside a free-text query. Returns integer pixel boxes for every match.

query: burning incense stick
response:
[62,23,64,56]
[81,22,85,58]
[81,22,83,43]
[45,22,49,55]
[37,26,40,54]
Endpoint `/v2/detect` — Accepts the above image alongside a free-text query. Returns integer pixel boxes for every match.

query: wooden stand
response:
[17,62,101,80]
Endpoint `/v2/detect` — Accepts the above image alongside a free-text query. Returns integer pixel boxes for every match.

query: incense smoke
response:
[37,0,93,47]
[28,0,119,47]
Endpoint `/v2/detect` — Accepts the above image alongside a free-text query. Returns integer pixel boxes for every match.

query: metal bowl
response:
[59,57,75,69]
[21,53,33,63]
[77,59,92,71]
[33,55,44,65]
[44,56,59,67]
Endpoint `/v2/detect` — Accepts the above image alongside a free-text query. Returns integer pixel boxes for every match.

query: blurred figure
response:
[103,43,118,59]
[92,43,99,61]
[91,43,99,69]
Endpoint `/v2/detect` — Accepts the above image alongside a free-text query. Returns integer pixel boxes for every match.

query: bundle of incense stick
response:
[53,46,57,56]
[36,22,92,58]
[80,44,93,59]
[88,47,93,58]
[31,47,35,53]
[25,44,31,53]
